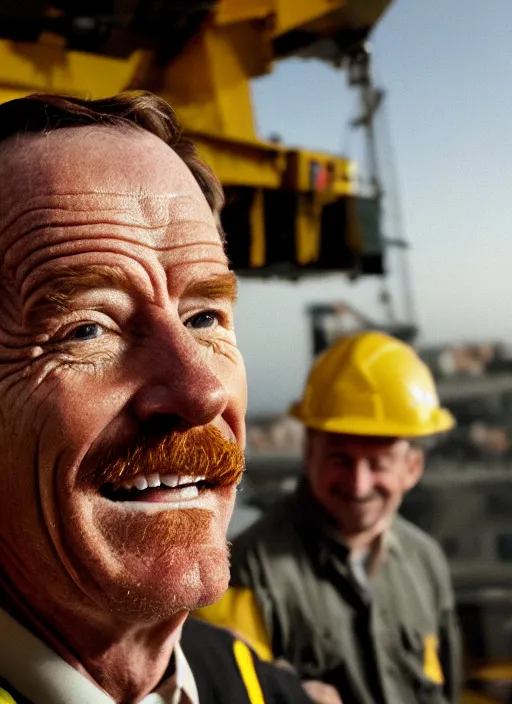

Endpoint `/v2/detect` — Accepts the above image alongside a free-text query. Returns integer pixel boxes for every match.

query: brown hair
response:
[0,91,224,215]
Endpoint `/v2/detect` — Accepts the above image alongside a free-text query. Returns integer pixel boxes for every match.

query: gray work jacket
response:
[230,480,461,704]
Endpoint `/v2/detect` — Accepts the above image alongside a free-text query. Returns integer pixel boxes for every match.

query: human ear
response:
[403,447,424,491]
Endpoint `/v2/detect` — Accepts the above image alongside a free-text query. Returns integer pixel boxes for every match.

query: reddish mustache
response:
[90,425,245,488]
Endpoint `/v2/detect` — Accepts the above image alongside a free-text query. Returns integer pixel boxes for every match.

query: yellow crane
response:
[0,0,392,278]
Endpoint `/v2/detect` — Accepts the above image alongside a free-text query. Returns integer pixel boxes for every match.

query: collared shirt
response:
[0,609,199,704]
[322,518,402,602]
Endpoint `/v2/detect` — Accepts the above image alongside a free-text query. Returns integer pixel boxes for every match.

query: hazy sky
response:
[234,0,512,416]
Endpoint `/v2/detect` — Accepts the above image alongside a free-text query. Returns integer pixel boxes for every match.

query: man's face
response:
[0,127,247,622]
[306,431,423,539]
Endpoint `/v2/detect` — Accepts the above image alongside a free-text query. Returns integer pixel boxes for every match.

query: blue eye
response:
[69,323,103,341]
[187,312,218,330]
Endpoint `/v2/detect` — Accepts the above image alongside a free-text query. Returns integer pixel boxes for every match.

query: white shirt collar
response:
[0,609,198,704]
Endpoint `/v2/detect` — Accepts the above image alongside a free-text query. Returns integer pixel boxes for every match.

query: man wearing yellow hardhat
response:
[197,331,462,704]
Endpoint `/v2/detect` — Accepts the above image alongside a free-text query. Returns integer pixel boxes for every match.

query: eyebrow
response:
[182,272,238,303]
[24,265,135,325]
[24,267,238,327]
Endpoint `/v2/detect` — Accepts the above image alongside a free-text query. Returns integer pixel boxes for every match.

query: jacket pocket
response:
[399,627,447,704]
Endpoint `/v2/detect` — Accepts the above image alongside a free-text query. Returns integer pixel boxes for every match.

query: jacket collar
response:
[291,477,403,572]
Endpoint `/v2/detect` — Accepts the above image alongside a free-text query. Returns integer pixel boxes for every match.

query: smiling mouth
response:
[101,473,216,502]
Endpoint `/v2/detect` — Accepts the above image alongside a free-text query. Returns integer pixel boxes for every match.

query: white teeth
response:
[117,474,206,491]
[179,485,199,499]
[134,476,148,491]
[177,475,196,486]
[147,473,161,488]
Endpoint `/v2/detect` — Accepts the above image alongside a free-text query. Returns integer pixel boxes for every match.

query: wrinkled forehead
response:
[0,126,217,245]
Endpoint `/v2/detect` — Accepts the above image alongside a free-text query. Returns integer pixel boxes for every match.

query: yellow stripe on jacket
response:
[233,639,266,704]
[423,635,444,684]
[195,587,273,662]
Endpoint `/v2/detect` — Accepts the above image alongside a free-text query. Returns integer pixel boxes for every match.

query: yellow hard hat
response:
[290,331,455,437]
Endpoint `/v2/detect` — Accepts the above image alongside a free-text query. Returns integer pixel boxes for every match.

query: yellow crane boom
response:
[0,0,393,277]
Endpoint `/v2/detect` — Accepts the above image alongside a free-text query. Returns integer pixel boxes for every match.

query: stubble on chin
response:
[89,507,231,619]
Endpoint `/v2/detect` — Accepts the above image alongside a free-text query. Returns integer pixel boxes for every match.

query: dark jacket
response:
[182,618,313,704]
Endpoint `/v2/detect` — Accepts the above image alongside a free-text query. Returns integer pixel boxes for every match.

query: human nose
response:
[349,459,374,498]
[131,317,228,428]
